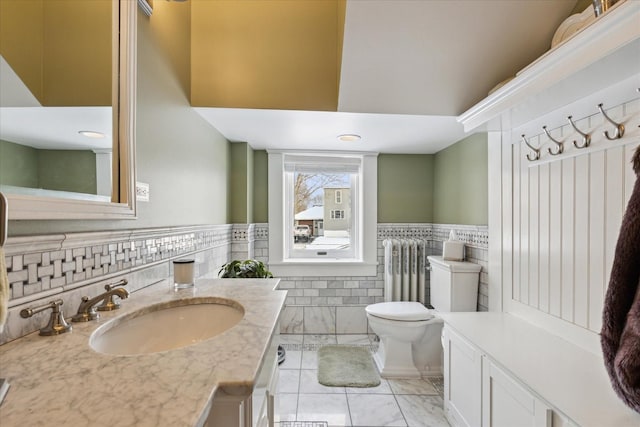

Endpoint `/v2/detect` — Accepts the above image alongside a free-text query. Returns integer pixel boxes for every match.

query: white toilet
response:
[365,255,481,378]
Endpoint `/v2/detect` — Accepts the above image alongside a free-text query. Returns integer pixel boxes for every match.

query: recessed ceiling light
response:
[78,130,105,139]
[337,134,361,142]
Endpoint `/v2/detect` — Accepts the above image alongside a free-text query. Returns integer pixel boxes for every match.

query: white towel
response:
[0,247,8,333]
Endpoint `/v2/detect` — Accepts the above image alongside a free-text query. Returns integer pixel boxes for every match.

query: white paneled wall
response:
[510,98,639,336]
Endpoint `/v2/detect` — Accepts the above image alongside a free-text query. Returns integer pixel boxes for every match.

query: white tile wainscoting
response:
[0,225,232,344]
[0,222,487,344]
[235,223,489,336]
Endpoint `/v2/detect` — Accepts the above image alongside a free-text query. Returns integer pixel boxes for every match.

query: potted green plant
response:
[218,259,273,278]
[218,260,285,364]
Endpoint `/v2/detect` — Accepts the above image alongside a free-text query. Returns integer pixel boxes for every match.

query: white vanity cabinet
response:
[251,333,280,427]
[443,324,553,427]
[481,358,552,427]
[206,331,280,427]
[442,326,482,427]
[441,314,639,427]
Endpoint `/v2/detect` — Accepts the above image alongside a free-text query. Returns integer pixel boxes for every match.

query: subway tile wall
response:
[239,223,489,335]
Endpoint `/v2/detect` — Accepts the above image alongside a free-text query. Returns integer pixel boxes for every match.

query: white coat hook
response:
[542,126,563,155]
[597,103,624,140]
[521,135,540,161]
[567,116,591,149]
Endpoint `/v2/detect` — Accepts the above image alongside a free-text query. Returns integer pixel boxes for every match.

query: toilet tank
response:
[427,255,482,312]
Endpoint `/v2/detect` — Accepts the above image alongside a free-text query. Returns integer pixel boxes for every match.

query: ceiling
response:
[0,1,582,154]
[194,108,466,154]
[196,0,580,154]
[0,56,111,151]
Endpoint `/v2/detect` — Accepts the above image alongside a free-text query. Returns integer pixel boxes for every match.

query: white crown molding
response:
[458,1,640,132]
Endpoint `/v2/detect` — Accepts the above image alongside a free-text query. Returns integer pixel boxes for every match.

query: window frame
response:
[330,209,345,219]
[268,150,378,277]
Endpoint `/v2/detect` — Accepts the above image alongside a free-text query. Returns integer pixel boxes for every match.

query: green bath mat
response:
[317,345,381,387]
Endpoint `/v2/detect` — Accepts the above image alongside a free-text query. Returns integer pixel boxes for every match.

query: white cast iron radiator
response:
[383,239,428,303]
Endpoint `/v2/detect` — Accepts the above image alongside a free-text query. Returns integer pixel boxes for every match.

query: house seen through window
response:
[285,154,361,259]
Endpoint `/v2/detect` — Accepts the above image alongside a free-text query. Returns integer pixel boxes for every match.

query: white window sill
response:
[269,261,378,277]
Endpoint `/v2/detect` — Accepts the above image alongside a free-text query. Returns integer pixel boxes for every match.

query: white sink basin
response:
[90,298,244,355]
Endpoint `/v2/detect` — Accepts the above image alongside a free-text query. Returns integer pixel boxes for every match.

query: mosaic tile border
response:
[430,224,489,248]
[0,223,483,306]
[253,223,269,240]
[378,223,488,249]
[232,224,250,241]
[234,223,488,248]
[3,225,233,306]
[377,223,433,240]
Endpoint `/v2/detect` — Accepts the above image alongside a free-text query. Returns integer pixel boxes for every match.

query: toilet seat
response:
[365,302,434,321]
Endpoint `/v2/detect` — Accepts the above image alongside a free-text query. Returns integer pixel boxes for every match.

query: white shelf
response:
[458,0,640,132]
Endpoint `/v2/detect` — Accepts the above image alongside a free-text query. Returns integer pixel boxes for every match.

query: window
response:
[268,151,378,277]
[284,154,359,259]
[331,210,345,219]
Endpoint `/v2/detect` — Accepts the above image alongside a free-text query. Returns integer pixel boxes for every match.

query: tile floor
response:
[276,334,450,427]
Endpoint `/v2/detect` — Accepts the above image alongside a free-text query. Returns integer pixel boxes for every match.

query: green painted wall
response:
[1,141,96,194]
[0,140,38,188]
[228,146,271,224]
[37,150,96,194]
[253,150,268,223]
[378,154,434,223]
[9,7,230,235]
[433,133,488,225]
[134,8,228,230]
[250,152,438,223]
[252,143,488,225]
[229,142,254,223]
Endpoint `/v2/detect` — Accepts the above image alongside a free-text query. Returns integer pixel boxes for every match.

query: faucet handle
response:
[97,279,128,312]
[20,299,72,336]
[72,296,100,322]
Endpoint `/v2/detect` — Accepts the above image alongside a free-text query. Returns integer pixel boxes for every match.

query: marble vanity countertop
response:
[0,278,285,427]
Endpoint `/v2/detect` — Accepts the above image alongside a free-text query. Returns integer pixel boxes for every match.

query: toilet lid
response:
[365,302,434,321]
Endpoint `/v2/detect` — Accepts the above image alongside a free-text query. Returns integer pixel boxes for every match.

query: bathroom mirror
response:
[0,0,136,220]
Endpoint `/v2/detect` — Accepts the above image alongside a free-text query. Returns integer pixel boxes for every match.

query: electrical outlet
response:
[136,182,150,202]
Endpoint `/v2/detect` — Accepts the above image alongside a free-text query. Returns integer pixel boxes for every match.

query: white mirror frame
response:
[5,0,137,220]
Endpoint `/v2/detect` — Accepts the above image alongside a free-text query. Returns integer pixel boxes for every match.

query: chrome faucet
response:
[72,285,129,322]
